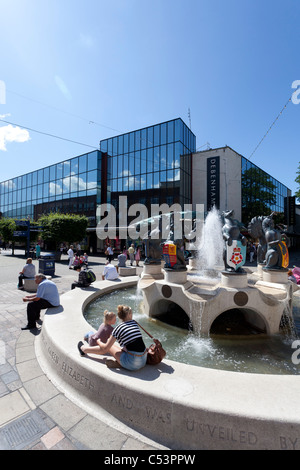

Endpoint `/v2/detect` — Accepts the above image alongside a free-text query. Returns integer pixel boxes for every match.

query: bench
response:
[23,276,52,292]
[119,266,137,277]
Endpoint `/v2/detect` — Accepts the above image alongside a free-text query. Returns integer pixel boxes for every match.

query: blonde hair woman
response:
[78,305,147,370]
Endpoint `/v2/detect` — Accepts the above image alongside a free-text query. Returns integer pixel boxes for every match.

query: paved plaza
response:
[0,248,159,451]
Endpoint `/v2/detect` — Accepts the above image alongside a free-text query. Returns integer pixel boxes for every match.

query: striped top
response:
[112,320,145,352]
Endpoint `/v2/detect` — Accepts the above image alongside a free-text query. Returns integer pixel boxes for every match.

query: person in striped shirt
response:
[77,305,147,371]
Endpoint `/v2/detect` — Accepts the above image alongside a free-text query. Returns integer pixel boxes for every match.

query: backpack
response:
[85,270,96,283]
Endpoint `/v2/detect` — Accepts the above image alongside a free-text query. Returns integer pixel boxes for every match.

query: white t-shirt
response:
[103,264,119,280]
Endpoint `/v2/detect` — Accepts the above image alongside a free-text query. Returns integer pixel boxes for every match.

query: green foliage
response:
[0,218,16,242]
[38,212,88,248]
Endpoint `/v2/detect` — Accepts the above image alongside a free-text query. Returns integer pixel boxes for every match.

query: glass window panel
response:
[124,134,129,153]
[135,150,140,174]
[43,182,49,199]
[147,148,153,172]
[78,173,86,191]
[167,120,174,142]
[129,152,135,175]
[161,123,167,145]
[56,163,63,179]
[71,157,78,175]
[37,169,43,184]
[154,125,160,146]
[175,119,183,141]
[153,172,159,188]
[167,169,174,182]
[26,187,32,200]
[154,147,160,171]
[118,155,123,177]
[79,154,87,173]
[87,189,97,196]
[63,175,70,193]
[118,135,123,155]
[107,139,113,156]
[26,173,32,187]
[160,145,167,170]
[63,161,71,177]
[50,165,56,181]
[100,140,107,152]
[70,175,78,192]
[147,173,153,189]
[118,178,123,192]
[37,185,43,199]
[141,129,147,150]
[88,151,98,171]
[112,179,117,192]
[147,126,153,147]
[135,130,141,151]
[123,153,129,175]
[129,132,135,152]
[134,176,141,191]
[141,150,146,173]
[44,167,49,182]
[87,170,97,189]
[167,143,174,168]
[141,175,146,190]
[112,137,118,156]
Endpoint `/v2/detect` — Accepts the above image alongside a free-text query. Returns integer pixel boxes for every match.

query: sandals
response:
[77,341,86,356]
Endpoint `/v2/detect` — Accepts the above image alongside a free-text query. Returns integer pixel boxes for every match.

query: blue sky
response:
[0,0,300,196]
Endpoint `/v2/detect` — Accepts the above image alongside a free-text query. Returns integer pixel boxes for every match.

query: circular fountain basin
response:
[36,277,300,450]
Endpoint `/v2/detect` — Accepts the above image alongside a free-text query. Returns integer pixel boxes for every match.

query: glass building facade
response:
[100,118,196,215]
[241,156,289,222]
[0,150,100,224]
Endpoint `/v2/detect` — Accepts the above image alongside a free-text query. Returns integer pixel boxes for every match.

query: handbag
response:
[136,322,166,365]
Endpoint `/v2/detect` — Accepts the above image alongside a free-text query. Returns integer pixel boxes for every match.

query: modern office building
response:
[0,117,292,252]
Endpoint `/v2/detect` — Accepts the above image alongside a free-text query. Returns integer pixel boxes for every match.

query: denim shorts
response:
[119,349,147,371]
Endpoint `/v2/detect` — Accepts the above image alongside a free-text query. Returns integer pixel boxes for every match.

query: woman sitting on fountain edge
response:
[77,305,147,371]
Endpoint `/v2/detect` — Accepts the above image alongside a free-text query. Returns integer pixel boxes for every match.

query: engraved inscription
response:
[146,406,172,424]
[111,393,133,409]
[186,419,258,446]
[61,362,95,390]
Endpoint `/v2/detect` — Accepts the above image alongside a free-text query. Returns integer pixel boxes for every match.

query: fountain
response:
[35,208,300,450]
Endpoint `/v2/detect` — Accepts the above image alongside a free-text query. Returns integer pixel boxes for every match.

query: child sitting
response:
[84,310,116,346]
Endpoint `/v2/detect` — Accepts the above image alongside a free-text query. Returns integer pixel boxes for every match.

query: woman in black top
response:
[78,305,147,370]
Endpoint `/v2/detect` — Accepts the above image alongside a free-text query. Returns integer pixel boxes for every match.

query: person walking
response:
[21,274,60,330]
[67,245,74,268]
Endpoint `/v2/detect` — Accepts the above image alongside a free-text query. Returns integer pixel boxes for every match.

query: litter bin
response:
[39,252,55,276]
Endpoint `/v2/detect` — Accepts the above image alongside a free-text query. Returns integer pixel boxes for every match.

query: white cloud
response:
[54,75,72,101]
[0,124,30,151]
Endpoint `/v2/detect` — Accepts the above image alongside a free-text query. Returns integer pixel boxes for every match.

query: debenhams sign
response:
[207,156,220,210]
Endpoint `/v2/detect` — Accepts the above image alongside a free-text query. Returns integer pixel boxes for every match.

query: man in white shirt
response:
[102,263,119,281]
[21,274,60,330]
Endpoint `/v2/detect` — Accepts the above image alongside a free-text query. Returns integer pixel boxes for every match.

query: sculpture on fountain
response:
[248,212,290,270]
[221,210,247,273]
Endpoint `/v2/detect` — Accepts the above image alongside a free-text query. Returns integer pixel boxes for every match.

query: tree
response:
[38,212,89,250]
[0,218,16,254]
